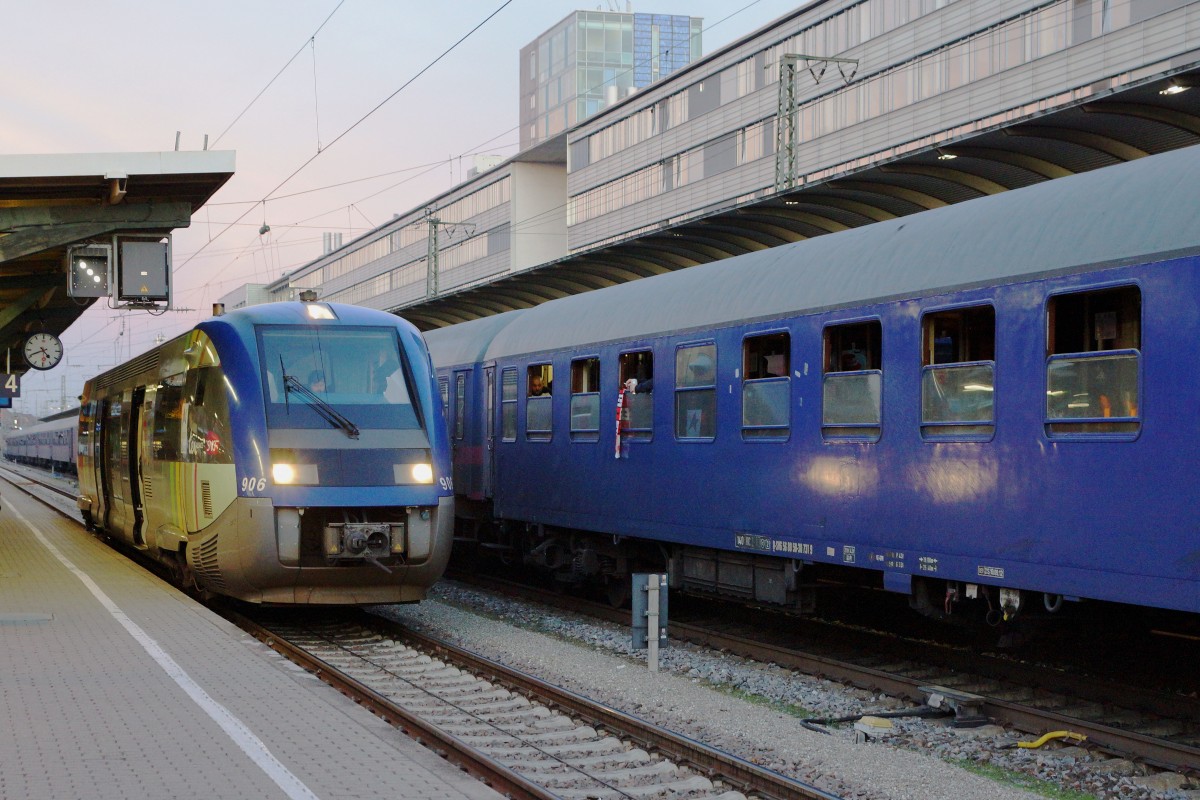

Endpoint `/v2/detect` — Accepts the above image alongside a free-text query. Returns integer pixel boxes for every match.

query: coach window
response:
[526,364,553,440]
[822,321,882,440]
[570,357,601,442]
[454,373,466,440]
[921,306,995,439]
[1045,286,1140,436]
[619,351,653,440]
[742,332,790,439]
[500,368,517,442]
[675,343,716,440]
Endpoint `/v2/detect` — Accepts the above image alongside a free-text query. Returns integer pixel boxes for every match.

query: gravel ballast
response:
[374,583,1197,800]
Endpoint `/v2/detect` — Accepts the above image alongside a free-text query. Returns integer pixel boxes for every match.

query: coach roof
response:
[484,144,1200,360]
[425,308,527,368]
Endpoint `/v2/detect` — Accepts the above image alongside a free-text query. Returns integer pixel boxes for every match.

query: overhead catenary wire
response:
[210,1,346,149]
[188,0,766,285]
[178,0,515,272]
[32,1,783,400]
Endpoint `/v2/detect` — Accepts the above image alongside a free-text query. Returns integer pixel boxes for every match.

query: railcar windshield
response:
[257,325,422,430]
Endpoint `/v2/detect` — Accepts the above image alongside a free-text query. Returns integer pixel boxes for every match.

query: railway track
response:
[450,572,1200,775]
[0,465,839,799]
[8,463,1198,787]
[230,607,841,800]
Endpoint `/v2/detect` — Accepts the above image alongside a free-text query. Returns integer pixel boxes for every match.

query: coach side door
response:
[483,365,495,498]
[451,370,469,495]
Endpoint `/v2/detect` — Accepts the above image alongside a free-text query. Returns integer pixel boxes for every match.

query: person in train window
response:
[840,346,867,371]
[624,377,652,393]
[530,375,552,396]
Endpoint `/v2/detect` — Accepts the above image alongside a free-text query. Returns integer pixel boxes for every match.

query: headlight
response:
[272,463,319,485]
[411,463,433,484]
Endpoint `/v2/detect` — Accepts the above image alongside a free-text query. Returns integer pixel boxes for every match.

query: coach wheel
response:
[605,578,631,608]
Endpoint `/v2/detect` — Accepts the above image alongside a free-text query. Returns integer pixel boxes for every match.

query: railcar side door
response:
[484,365,495,497]
[127,387,145,547]
[100,397,125,536]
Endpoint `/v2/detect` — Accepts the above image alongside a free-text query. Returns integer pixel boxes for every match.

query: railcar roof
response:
[485,145,1200,359]
[425,309,527,367]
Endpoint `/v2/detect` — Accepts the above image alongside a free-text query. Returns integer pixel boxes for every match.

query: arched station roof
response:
[402,67,1200,330]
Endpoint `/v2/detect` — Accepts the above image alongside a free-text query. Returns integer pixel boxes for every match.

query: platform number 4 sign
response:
[0,373,20,399]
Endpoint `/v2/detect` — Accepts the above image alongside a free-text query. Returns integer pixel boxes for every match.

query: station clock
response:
[23,332,63,371]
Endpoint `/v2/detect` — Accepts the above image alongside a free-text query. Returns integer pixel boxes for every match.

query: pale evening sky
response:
[4,0,806,415]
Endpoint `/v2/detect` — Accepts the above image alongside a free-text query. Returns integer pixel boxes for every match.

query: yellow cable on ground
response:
[1015,731,1088,749]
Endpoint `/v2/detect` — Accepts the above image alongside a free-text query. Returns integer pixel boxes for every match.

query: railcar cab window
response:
[438,377,449,422]
[675,344,716,440]
[1045,286,1141,437]
[742,332,790,440]
[921,306,995,440]
[570,357,601,441]
[822,321,882,440]
[258,326,420,431]
[501,368,517,441]
[619,351,653,441]
[526,364,553,440]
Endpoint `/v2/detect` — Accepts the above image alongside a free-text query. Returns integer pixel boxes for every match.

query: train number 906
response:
[241,476,268,494]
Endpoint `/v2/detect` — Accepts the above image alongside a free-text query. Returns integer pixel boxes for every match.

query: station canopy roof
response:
[0,150,234,374]
[403,66,1200,330]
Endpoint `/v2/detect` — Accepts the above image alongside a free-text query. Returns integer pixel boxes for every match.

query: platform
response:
[0,480,503,800]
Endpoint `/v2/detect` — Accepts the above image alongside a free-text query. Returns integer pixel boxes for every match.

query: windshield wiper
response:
[282,372,360,439]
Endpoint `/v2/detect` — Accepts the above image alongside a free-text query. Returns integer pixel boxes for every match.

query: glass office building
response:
[521,11,702,150]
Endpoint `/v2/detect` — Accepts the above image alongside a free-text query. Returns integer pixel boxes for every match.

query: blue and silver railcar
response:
[78,300,454,604]
[429,144,1200,622]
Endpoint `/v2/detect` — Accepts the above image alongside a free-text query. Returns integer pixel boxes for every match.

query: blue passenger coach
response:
[78,299,454,605]
[427,145,1200,623]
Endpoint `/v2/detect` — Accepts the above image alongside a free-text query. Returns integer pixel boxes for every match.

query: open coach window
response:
[258,326,419,430]
[526,364,553,440]
[742,332,789,439]
[1045,286,1140,436]
[822,321,881,440]
[570,357,600,442]
[921,305,995,439]
[619,351,653,440]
